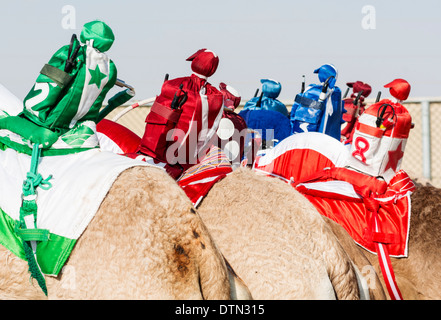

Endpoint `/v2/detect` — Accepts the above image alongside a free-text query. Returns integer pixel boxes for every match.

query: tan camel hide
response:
[197,168,361,300]
[321,217,387,300]
[0,166,250,300]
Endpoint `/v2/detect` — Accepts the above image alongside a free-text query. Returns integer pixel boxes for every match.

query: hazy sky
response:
[1,0,440,103]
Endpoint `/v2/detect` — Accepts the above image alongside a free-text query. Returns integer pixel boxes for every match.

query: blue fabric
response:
[313,64,338,89]
[260,78,281,98]
[243,96,289,118]
[243,79,289,117]
[290,84,343,141]
[239,109,291,146]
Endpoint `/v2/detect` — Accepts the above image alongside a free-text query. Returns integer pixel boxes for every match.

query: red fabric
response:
[138,100,183,162]
[294,167,388,195]
[377,169,416,199]
[342,98,364,123]
[356,122,384,138]
[296,170,413,257]
[186,49,219,78]
[219,82,241,110]
[149,100,182,123]
[217,110,247,162]
[178,166,232,206]
[384,79,411,101]
[347,81,372,98]
[96,119,141,154]
[252,132,413,257]
[138,74,223,171]
[300,186,410,257]
[341,81,371,143]
[341,101,364,144]
[255,148,337,183]
[357,99,412,139]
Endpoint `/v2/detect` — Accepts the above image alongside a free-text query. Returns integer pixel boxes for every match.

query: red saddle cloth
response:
[253,132,414,257]
[177,146,232,207]
[295,168,414,257]
[96,118,231,205]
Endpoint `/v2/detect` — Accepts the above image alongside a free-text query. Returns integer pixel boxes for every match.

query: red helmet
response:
[219,82,241,110]
[186,48,219,78]
[346,81,372,98]
[384,79,411,101]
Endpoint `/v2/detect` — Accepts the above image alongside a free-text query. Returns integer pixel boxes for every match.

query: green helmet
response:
[80,20,115,52]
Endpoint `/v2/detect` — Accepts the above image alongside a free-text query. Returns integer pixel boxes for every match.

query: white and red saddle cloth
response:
[253,132,414,258]
[254,132,414,300]
[177,146,232,206]
[97,119,232,207]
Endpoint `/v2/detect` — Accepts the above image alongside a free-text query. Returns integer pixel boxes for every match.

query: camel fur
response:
[0,166,250,300]
[197,168,361,300]
[198,164,440,300]
[321,217,387,300]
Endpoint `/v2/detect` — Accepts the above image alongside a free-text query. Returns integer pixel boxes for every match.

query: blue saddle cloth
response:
[239,109,291,147]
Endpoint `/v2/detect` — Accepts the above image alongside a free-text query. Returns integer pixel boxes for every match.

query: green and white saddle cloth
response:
[0,131,152,276]
[21,21,117,134]
[0,21,149,295]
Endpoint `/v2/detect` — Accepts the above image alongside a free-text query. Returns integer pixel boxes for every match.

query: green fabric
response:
[40,64,73,89]
[0,139,97,157]
[88,65,107,88]
[22,238,47,295]
[15,143,50,295]
[21,41,86,132]
[80,20,115,52]
[0,116,59,149]
[0,207,76,276]
[0,143,75,278]
[0,207,25,258]
[0,20,117,292]
[16,228,50,242]
[60,124,95,147]
[0,117,100,157]
[21,20,117,135]
[96,89,135,122]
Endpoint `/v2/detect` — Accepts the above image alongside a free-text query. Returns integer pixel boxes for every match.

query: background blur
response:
[1,0,440,101]
[1,0,440,185]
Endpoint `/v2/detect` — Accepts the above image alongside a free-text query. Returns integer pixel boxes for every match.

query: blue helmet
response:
[313,64,338,88]
[260,79,282,99]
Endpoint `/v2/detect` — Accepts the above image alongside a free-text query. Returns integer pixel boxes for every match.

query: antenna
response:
[301,75,305,93]
[375,91,382,103]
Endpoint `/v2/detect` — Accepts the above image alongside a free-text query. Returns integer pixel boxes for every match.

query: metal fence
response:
[398,99,441,187]
[104,98,441,187]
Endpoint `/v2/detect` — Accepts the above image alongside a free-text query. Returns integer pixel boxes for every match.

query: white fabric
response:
[255,132,350,168]
[346,112,407,183]
[297,180,362,199]
[96,131,124,154]
[70,41,110,128]
[0,83,22,116]
[0,148,151,239]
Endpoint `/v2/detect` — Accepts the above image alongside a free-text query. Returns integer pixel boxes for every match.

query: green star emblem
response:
[88,65,107,89]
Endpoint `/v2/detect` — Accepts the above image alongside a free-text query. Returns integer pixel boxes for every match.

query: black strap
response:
[64,34,81,73]
[40,64,72,88]
[294,94,325,110]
